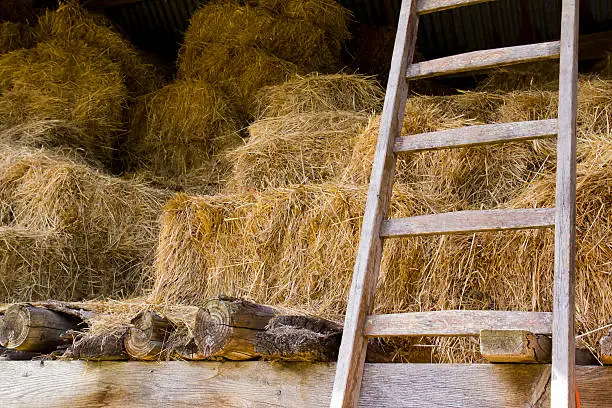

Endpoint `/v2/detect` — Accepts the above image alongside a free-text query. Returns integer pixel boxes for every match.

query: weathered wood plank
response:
[365,311,553,337]
[380,208,555,238]
[480,330,552,363]
[330,1,419,406]
[552,1,579,407]
[416,0,496,14]
[0,362,610,407]
[407,41,560,80]
[394,119,558,153]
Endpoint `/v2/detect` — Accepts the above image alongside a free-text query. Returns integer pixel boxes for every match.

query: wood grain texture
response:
[364,311,553,337]
[480,330,552,363]
[0,362,610,407]
[416,0,496,14]
[600,331,612,365]
[552,1,579,407]
[124,312,173,361]
[394,119,558,153]
[330,1,419,406]
[407,41,560,79]
[380,208,555,237]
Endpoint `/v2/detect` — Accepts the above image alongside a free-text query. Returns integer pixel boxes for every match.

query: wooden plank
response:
[394,119,558,153]
[330,0,419,407]
[417,0,497,14]
[480,330,552,363]
[380,208,555,238]
[0,361,611,407]
[364,311,553,337]
[406,41,560,80]
[552,1,579,407]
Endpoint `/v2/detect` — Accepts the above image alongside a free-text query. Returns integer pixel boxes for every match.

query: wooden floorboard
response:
[0,361,609,407]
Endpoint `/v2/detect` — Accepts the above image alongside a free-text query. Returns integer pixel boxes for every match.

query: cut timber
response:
[255,315,343,362]
[365,310,553,337]
[174,339,208,361]
[416,0,496,14]
[0,362,610,407]
[66,331,128,361]
[194,297,279,360]
[406,41,560,79]
[0,347,40,361]
[380,208,555,238]
[394,119,558,153]
[600,330,612,365]
[0,305,78,352]
[480,330,552,363]
[124,311,173,361]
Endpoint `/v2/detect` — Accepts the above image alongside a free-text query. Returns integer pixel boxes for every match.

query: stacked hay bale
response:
[0,145,171,302]
[149,70,612,361]
[227,74,384,191]
[126,0,352,191]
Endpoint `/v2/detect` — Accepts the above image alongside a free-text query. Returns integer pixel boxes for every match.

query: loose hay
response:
[255,73,384,118]
[0,145,171,302]
[0,22,35,54]
[0,40,127,166]
[36,1,163,96]
[126,79,241,180]
[227,111,370,191]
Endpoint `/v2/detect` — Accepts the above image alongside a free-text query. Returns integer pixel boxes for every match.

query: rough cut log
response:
[194,296,279,360]
[255,315,343,362]
[173,339,208,361]
[480,330,552,363]
[600,330,612,365]
[65,331,128,361]
[124,311,174,361]
[0,346,40,361]
[0,304,78,352]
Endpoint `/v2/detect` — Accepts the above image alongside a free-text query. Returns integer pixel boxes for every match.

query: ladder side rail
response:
[329,1,419,407]
[552,0,579,407]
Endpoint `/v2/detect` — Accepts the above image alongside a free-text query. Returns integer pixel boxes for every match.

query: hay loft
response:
[126,79,242,181]
[36,2,163,96]
[0,145,171,302]
[0,40,127,166]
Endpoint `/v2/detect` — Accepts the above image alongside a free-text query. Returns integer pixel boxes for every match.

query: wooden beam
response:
[365,311,553,337]
[0,362,610,407]
[416,0,497,14]
[480,330,552,363]
[124,311,173,361]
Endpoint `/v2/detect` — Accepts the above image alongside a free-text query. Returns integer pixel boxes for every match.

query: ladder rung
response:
[394,119,558,153]
[417,0,496,15]
[406,41,560,80]
[364,311,553,337]
[380,208,555,238]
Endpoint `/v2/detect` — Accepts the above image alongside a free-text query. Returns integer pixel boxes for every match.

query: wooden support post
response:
[124,311,174,361]
[255,315,343,362]
[0,304,77,352]
[600,330,612,365]
[194,296,279,360]
[480,330,552,363]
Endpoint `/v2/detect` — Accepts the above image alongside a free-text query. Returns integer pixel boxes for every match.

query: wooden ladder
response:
[330,0,579,407]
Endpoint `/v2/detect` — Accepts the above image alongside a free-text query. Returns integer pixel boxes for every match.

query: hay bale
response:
[227,111,369,191]
[0,40,127,166]
[126,79,241,181]
[181,1,345,73]
[179,43,299,118]
[255,73,384,118]
[0,22,35,54]
[0,145,171,302]
[36,2,162,96]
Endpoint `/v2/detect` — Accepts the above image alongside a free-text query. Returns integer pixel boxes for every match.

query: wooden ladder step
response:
[380,208,555,238]
[417,0,496,15]
[394,119,558,153]
[406,41,560,80]
[364,311,553,337]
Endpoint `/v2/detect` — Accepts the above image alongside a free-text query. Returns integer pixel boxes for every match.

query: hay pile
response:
[150,73,611,361]
[0,22,34,54]
[0,144,171,302]
[226,74,383,190]
[127,79,241,186]
[178,0,351,118]
[36,2,162,96]
[0,40,126,166]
